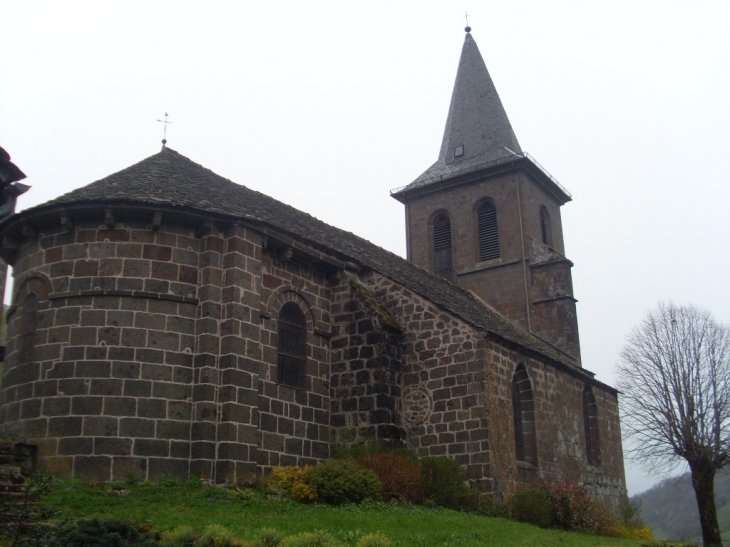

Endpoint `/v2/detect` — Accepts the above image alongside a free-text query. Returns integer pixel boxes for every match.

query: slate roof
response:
[407,31,522,189]
[23,147,582,372]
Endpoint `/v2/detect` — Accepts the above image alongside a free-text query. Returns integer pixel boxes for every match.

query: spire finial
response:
[464,12,471,33]
[157,112,172,148]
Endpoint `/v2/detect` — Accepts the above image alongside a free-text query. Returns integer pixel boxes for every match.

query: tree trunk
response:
[689,460,722,547]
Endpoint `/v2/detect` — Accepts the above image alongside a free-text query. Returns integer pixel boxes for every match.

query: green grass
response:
[40,478,647,547]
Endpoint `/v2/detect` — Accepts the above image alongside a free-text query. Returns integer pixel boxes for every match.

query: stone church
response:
[0,30,626,502]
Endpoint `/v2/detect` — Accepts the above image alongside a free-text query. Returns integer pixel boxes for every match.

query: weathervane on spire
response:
[157,112,172,148]
[464,12,471,33]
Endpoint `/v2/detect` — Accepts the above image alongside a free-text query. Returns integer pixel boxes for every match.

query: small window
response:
[512,364,538,466]
[540,206,552,246]
[277,301,307,389]
[477,201,500,261]
[583,385,601,466]
[433,213,454,282]
[454,145,464,157]
[18,292,38,364]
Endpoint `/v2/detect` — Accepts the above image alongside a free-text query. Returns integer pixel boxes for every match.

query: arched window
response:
[540,206,552,246]
[277,301,307,389]
[433,213,454,282]
[583,384,601,466]
[477,201,500,261]
[18,292,38,364]
[512,364,538,466]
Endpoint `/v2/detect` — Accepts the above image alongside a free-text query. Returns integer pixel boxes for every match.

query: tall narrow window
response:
[512,364,538,466]
[512,379,525,462]
[18,292,38,364]
[540,206,552,246]
[583,385,601,466]
[477,202,500,261]
[277,301,307,389]
[433,214,454,282]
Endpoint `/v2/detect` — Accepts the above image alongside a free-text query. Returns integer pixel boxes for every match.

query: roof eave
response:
[391,154,572,205]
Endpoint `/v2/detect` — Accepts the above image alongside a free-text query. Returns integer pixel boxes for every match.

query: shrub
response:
[355,453,423,503]
[591,500,624,538]
[621,524,653,540]
[354,532,390,547]
[477,494,509,518]
[308,460,381,505]
[193,524,239,547]
[510,489,551,528]
[161,525,196,546]
[419,457,470,510]
[278,530,343,547]
[533,478,597,533]
[44,519,158,547]
[269,466,317,502]
[258,528,285,547]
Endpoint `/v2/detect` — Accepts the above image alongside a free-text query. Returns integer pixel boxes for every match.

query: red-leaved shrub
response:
[533,478,598,533]
[356,453,424,503]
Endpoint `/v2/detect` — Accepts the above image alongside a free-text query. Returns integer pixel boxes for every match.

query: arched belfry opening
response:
[432,213,454,282]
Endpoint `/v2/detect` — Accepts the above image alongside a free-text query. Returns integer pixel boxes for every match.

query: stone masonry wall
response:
[329,277,404,448]
[335,270,625,502]
[0,214,337,485]
[352,271,494,490]
[255,244,332,480]
[0,217,201,482]
[487,340,626,503]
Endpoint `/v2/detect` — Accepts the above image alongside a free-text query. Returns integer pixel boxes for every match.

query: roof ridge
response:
[11,147,577,368]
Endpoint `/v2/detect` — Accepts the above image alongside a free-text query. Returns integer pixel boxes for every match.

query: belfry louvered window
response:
[277,301,307,389]
[433,213,454,282]
[540,206,552,246]
[478,202,500,261]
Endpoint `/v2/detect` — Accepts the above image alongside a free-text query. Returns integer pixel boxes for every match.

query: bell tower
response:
[392,28,581,363]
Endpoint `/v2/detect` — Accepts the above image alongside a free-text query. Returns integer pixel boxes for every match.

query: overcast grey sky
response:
[2,0,729,496]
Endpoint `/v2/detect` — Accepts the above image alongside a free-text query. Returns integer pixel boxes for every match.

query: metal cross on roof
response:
[157,112,172,147]
[464,12,471,33]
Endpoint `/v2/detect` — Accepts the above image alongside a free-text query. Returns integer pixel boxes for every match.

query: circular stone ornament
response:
[403,386,433,426]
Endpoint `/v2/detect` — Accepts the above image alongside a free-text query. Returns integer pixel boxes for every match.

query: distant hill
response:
[633,467,730,542]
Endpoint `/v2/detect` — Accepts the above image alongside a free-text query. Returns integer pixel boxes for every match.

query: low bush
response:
[354,453,423,503]
[43,519,157,547]
[533,478,598,533]
[193,524,241,547]
[308,460,381,505]
[278,530,342,547]
[510,489,551,528]
[591,500,624,538]
[258,528,285,547]
[419,457,471,510]
[354,532,390,547]
[269,466,317,502]
[621,524,653,540]
[161,524,196,546]
[477,494,509,518]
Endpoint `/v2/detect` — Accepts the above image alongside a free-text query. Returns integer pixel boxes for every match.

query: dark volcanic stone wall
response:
[346,271,626,502]
[329,277,404,448]
[1,217,201,482]
[0,214,336,485]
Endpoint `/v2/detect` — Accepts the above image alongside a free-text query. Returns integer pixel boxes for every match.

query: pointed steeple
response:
[409,30,522,187]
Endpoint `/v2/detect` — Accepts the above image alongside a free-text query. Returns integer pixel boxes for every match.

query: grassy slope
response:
[42,479,644,547]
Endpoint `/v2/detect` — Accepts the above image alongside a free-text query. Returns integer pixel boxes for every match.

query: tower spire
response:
[408,31,521,187]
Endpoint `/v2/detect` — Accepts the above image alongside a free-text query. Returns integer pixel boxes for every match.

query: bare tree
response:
[617,302,730,547]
